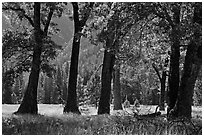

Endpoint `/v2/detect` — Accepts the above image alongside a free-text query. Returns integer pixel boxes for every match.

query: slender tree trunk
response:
[160,58,168,111]
[44,76,51,104]
[113,64,123,110]
[98,49,115,114]
[64,3,81,114]
[160,71,167,110]
[14,3,42,114]
[64,2,93,114]
[63,33,81,113]
[63,81,68,103]
[63,63,69,102]
[152,59,168,111]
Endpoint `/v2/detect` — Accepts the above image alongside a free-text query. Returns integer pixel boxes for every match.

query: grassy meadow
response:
[2,104,202,135]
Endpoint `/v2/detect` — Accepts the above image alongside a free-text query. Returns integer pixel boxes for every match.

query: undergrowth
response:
[2,113,202,135]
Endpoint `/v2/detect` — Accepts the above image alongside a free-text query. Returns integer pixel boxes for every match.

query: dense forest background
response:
[2,2,202,118]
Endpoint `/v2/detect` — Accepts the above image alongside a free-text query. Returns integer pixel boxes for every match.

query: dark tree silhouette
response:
[170,2,202,118]
[166,4,181,116]
[98,49,115,114]
[13,2,54,114]
[64,2,94,114]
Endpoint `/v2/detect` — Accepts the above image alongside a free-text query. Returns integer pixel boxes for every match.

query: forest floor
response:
[2,104,202,135]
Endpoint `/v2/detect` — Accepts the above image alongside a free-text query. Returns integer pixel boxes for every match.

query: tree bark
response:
[98,49,115,114]
[160,71,167,110]
[167,29,180,115]
[14,3,42,114]
[113,64,123,110]
[64,3,81,114]
[64,2,93,114]
[174,42,201,118]
[167,6,181,115]
[171,3,202,118]
[63,30,81,113]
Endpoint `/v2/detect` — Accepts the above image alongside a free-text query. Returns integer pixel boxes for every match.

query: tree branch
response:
[153,3,174,27]
[13,54,32,71]
[80,2,94,27]
[72,2,80,28]
[152,63,162,82]
[3,6,34,27]
[44,6,54,35]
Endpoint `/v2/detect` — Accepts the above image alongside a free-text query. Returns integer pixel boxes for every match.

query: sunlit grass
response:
[2,113,202,135]
[2,104,202,135]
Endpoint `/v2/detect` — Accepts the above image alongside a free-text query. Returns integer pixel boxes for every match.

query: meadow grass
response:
[2,113,202,135]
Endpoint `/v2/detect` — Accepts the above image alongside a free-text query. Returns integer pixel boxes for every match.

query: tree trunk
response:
[63,81,68,103]
[160,71,167,110]
[63,33,81,114]
[171,41,201,118]
[14,41,41,114]
[64,3,81,114]
[64,2,93,114]
[14,3,42,114]
[113,64,123,110]
[167,34,180,115]
[98,49,115,114]
[63,63,69,102]
[160,58,168,111]
[166,5,181,116]
[152,59,168,111]
[2,70,13,104]
[171,3,202,118]
[44,76,51,104]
